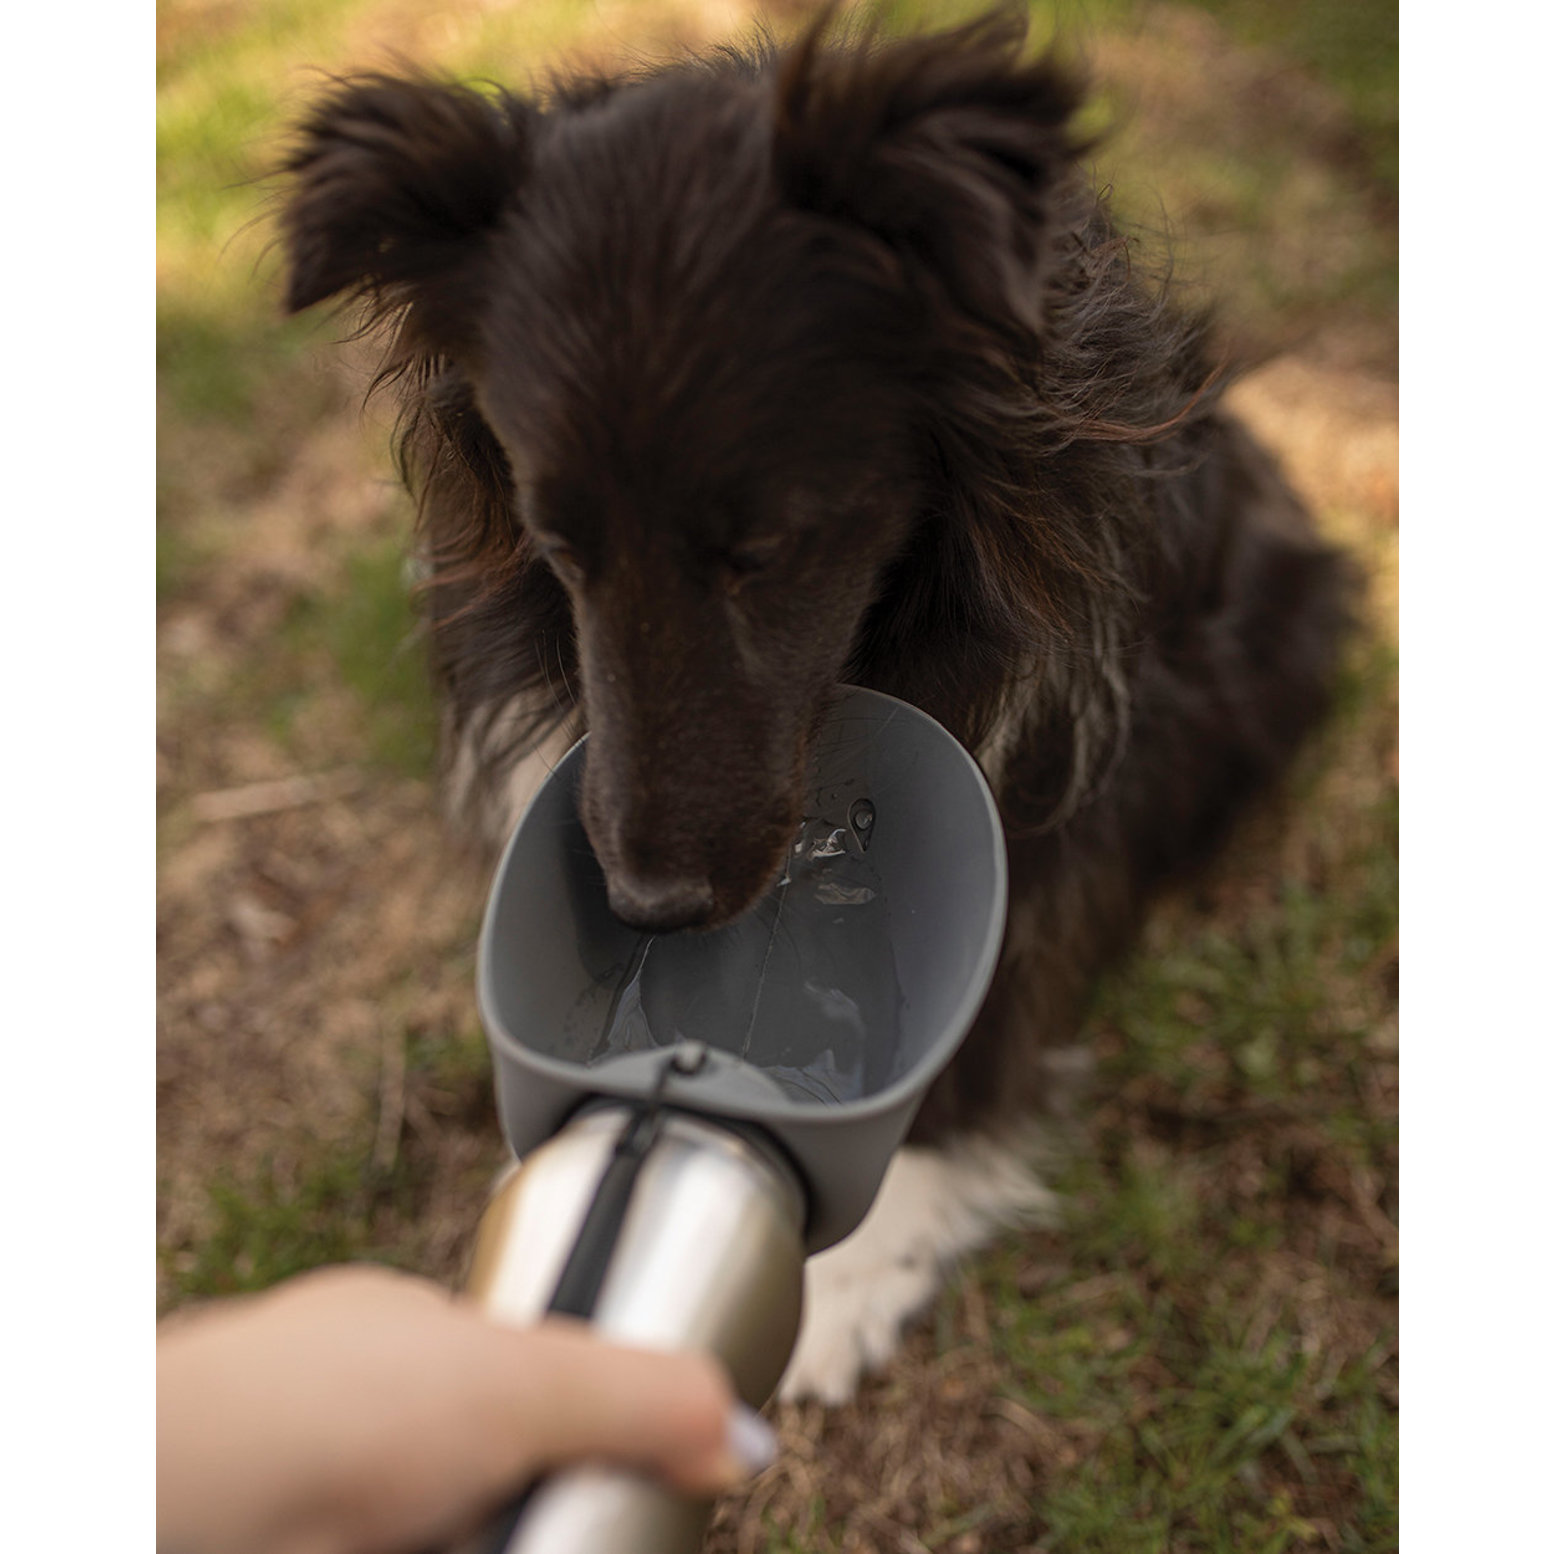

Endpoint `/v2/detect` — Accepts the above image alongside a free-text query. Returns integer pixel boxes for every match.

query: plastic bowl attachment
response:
[478,685,1007,1251]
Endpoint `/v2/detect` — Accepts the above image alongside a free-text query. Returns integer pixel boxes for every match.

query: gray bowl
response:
[477,685,1007,1251]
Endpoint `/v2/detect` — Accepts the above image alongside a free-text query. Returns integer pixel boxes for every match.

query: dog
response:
[279,8,1352,1403]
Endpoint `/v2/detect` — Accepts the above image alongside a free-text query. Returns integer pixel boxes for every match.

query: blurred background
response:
[156,2,1396,1549]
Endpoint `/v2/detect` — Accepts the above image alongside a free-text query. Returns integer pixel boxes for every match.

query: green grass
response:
[405,1017,494,1099]
[162,1005,495,1309]
[261,538,438,777]
[315,544,440,775]
[167,1146,415,1301]
[159,528,436,779]
[1184,0,1397,196]
[157,296,332,427]
[979,761,1397,1549]
[155,518,213,603]
[982,1183,1398,1549]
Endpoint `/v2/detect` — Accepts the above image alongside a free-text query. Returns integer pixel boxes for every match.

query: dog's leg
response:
[776,1132,1057,1404]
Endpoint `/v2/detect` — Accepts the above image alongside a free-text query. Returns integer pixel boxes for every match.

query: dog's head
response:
[282,12,1083,930]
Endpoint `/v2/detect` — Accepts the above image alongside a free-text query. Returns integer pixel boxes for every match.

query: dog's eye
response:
[722,537,787,582]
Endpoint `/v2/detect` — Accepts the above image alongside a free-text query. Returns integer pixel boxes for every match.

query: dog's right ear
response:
[280,75,531,347]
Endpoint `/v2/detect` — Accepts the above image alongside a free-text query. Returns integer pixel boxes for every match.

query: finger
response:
[486,1320,778,1496]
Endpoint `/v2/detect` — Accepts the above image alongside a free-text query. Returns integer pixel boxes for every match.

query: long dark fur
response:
[279,9,1352,1142]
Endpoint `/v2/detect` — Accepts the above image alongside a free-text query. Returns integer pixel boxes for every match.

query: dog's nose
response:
[606,873,718,932]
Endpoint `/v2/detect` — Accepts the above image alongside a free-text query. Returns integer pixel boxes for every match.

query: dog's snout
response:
[606,872,718,932]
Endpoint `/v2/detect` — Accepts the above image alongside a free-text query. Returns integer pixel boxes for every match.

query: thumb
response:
[492,1318,778,1496]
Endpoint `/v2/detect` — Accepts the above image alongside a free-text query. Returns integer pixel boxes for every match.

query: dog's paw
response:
[776,1136,1057,1405]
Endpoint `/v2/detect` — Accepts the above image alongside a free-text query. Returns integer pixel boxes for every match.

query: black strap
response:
[544,1108,663,1317]
[543,1052,681,1319]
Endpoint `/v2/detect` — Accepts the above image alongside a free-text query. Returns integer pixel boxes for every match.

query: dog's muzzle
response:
[605,872,719,932]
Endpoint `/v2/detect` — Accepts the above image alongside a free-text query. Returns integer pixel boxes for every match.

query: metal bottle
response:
[452,1104,807,1554]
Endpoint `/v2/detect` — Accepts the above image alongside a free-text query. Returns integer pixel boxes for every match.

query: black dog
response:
[281,9,1351,1401]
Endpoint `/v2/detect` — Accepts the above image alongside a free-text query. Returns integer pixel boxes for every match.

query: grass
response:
[920,764,1395,1549]
[159,530,435,779]
[297,542,439,776]
[1182,0,1397,196]
[1008,800,1398,1547]
[157,2,1396,1549]
[169,1148,415,1300]
[167,1006,498,1302]
[157,297,330,428]
[159,1002,499,1308]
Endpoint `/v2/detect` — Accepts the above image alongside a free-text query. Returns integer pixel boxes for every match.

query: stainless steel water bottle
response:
[453,1104,806,1554]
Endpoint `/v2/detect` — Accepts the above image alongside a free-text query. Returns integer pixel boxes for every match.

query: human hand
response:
[156,1263,776,1554]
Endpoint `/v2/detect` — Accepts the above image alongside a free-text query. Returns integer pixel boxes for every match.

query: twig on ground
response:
[191,769,363,822]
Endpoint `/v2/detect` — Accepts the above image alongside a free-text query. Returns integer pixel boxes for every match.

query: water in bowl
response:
[570,810,904,1104]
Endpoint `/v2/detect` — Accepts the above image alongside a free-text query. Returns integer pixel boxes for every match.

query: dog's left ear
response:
[773,10,1085,338]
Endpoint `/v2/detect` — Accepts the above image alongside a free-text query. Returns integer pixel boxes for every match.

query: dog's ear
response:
[773,10,1085,338]
[280,74,531,347]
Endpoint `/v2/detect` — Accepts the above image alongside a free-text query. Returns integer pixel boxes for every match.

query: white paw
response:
[777,1136,1057,1405]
